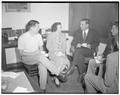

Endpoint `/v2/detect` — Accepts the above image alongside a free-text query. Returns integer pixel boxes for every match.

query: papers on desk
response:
[5,48,21,64]
[13,87,29,93]
[2,72,21,79]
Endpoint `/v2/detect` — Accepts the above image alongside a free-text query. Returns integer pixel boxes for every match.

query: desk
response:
[2,72,34,93]
[2,40,24,71]
[2,40,17,48]
[2,40,18,71]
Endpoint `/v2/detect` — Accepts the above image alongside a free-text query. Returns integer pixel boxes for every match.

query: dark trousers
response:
[72,47,93,75]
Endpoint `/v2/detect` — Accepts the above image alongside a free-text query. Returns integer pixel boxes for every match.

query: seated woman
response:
[104,21,119,57]
[46,22,70,87]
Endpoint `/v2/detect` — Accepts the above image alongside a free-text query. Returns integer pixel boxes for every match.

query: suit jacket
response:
[71,28,99,51]
[104,51,118,93]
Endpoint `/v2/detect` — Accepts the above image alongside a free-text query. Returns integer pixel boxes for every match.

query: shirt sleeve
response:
[104,54,117,87]
[18,36,25,50]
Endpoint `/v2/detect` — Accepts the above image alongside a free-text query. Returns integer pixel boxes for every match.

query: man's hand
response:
[20,50,40,56]
[70,46,75,53]
[87,44,91,49]
[94,55,105,64]
[76,43,82,48]
[81,43,91,49]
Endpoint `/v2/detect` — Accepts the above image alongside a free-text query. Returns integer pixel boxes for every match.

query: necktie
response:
[83,31,87,40]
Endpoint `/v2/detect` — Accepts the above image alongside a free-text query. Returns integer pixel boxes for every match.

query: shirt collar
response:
[85,29,89,34]
[83,29,89,35]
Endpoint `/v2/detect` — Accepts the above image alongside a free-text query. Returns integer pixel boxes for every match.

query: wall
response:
[69,3,90,34]
[69,3,118,38]
[89,3,118,38]
[2,3,69,30]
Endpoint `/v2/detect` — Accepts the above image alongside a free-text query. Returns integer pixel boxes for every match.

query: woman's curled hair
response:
[51,22,61,32]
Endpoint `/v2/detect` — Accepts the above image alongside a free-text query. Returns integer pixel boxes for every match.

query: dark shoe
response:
[55,83,60,88]
[77,73,86,92]
[40,89,46,93]
[67,65,75,76]
[57,73,67,83]
[81,74,86,91]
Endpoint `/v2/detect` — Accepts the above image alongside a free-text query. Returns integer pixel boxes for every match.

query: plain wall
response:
[2,3,69,30]
[69,3,118,38]
[89,3,118,38]
[69,3,90,34]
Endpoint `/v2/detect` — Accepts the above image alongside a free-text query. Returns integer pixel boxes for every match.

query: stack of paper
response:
[2,72,21,79]
[13,87,29,92]
[5,48,21,64]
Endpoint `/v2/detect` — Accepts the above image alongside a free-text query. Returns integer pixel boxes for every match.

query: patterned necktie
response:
[83,31,87,40]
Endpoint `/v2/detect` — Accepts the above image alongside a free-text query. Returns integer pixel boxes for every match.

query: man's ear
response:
[86,24,89,28]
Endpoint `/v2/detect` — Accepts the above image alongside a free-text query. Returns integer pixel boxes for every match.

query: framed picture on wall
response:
[5,3,30,12]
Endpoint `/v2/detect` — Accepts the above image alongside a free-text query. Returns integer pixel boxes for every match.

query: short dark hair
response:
[112,21,119,28]
[80,18,90,25]
[51,22,61,32]
[25,20,39,32]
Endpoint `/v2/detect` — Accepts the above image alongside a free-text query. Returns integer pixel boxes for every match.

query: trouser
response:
[84,59,106,93]
[72,47,93,75]
[22,51,60,90]
[48,52,70,73]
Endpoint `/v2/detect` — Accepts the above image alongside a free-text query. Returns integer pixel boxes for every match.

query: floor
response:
[5,63,85,94]
[27,68,84,94]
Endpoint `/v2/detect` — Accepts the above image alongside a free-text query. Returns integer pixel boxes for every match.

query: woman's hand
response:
[70,46,75,53]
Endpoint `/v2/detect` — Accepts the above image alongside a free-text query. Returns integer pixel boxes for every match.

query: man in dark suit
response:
[69,18,99,82]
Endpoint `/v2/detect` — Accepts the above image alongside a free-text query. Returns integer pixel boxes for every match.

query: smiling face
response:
[31,23,40,34]
[111,25,118,36]
[57,24,62,32]
[80,21,89,31]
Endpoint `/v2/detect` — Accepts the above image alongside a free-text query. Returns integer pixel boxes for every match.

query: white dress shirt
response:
[82,29,89,39]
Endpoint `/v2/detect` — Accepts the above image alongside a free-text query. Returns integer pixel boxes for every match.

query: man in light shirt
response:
[18,20,66,92]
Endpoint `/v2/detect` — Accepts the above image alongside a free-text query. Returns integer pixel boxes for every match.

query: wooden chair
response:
[23,64,39,77]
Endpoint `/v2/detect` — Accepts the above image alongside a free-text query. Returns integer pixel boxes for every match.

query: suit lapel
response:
[79,30,84,42]
[85,29,91,42]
